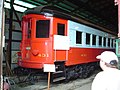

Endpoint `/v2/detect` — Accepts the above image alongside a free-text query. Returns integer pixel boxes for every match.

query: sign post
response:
[47,72,50,90]
[44,64,55,90]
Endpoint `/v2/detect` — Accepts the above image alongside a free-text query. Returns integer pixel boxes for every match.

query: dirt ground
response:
[10,72,96,90]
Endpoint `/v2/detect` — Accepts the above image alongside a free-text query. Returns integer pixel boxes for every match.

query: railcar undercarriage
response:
[13,61,100,83]
[65,62,99,80]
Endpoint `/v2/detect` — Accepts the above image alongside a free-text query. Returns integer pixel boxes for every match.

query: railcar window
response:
[36,20,50,38]
[99,36,102,46]
[108,38,110,47]
[111,39,113,47]
[103,37,106,47]
[86,33,90,45]
[92,34,96,45]
[57,23,65,36]
[76,31,82,44]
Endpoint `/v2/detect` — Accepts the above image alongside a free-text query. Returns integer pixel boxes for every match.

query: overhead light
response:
[14,0,36,8]
[44,13,53,17]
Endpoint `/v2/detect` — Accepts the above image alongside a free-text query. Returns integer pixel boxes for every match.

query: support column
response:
[118,2,120,37]
[115,0,120,37]
[115,0,120,68]
[0,0,4,90]
[8,0,14,68]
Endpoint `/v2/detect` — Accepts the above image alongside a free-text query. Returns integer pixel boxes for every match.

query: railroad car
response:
[18,6,116,82]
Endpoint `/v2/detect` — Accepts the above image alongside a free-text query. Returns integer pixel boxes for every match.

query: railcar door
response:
[53,18,69,62]
[31,16,53,67]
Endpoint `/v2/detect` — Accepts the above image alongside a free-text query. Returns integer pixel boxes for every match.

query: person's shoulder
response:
[96,71,104,76]
[94,71,104,78]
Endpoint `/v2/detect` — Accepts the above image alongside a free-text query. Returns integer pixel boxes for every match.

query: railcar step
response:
[53,71,64,74]
[53,77,66,82]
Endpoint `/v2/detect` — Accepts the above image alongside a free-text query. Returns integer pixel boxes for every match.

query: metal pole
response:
[0,0,4,90]
[118,0,120,37]
[115,0,120,37]
[114,0,120,68]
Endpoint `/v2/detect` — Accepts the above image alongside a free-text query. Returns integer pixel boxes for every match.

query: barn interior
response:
[0,0,119,90]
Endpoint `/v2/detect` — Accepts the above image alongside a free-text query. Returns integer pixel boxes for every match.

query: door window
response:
[36,20,50,38]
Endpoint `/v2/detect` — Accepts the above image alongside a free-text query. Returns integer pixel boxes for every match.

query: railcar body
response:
[18,6,116,81]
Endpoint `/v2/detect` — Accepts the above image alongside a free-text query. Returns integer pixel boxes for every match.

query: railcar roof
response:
[24,6,117,35]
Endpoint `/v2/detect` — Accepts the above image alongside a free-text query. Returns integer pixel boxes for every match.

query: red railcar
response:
[18,6,116,82]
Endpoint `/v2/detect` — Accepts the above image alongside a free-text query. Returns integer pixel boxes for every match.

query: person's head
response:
[96,51,119,70]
